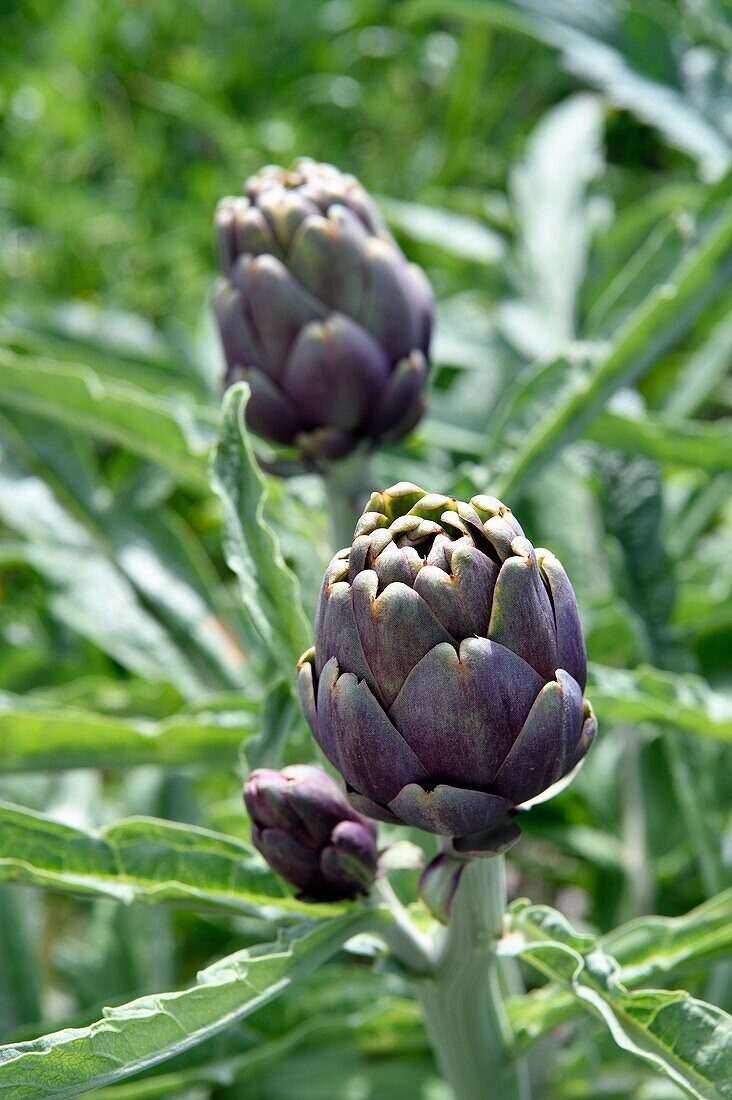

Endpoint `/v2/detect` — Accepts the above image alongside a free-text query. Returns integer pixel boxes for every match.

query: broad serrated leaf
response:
[0,913,370,1099]
[504,901,732,1098]
[508,890,732,1049]
[210,385,311,686]
[603,890,732,987]
[0,799,343,919]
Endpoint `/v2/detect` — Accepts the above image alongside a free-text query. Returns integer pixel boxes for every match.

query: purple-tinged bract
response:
[297,483,596,847]
[243,764,379,902]
[214,159,432,462]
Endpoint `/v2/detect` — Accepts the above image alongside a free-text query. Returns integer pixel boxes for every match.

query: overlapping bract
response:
[243,764,378,902]
[298,483,596,845]
[214,159,433,462]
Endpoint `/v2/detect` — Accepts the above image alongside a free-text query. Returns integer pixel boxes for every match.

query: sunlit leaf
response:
[211,385,312,687]
[379,196,506,264]
[500,93,605,357]
[0,914,370,1099]
[504,901,732,1098]
[0,799,346,919]
[508,890,732,1049]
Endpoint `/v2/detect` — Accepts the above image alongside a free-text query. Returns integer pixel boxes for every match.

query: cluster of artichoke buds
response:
[244,764,379,902]
[297,482,596,853]
[228,162,596,906]
[214,159,433,464]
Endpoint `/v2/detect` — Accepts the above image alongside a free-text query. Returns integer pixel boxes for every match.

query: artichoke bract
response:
[244,764,379,902]
[214,159,433,462]
[298,483,596,849]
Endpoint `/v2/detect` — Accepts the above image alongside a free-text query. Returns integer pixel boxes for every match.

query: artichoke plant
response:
[244,764,379,901]
[298,483,596,848]
[214,159,433,462]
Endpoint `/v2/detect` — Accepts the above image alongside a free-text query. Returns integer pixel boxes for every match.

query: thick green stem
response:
[322,451,373,552]
[415,857,530,1100]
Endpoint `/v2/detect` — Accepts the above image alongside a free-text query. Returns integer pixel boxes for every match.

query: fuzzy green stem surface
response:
[416,856,530,1100]
[322,451,373,552]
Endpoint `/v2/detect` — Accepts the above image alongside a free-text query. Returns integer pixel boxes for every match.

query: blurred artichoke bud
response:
[298,483,596,850]
[214,159,433,462]
[243,764,379,902]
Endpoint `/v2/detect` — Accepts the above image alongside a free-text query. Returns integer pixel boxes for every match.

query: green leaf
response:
[4,306,210,399]
[210,385,311,686]
[663,313,732,418]
[0,886,43,1031]
[0,348,214,490]
[83,978,423,1099]
[0,691,259,771]
[104,506,248,691]
[0,799,344,919]
[508,890,732,1050]
[500,93,604,358]
[0,412,246,696]
[246,679,300,770]
[378,196,506,265]
[603,889,732,987]
[0,427,209,696]
[400,1,732,180]
[504,901,732,1098]
[586,412,732,472]
[0,913,370,1099]
[587,663,732,742]
[496,198,732,497]
[593,452,675,660]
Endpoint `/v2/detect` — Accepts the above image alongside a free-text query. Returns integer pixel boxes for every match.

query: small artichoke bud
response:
[243,764,379,902]
[418,851,469,925]
[297,483,596,850]
[214,159,433,463]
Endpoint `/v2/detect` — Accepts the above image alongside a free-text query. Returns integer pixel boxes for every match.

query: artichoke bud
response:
[418,851,470,925]
[243,764,379,902]
[298,483,596,850]
[214,159,433,463]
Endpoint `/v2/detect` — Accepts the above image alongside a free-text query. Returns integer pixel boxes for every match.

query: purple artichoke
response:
[297,483,596,847]
[243,764,379,902]
[214,159,433,462]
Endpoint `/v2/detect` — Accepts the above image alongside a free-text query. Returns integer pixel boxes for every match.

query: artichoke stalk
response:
[243,764,378,902]
[214,159,433,466]
[298,482,596,851]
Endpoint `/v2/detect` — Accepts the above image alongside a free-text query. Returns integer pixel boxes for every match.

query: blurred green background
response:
[3,0,729,333]
[0,2,731,1098]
